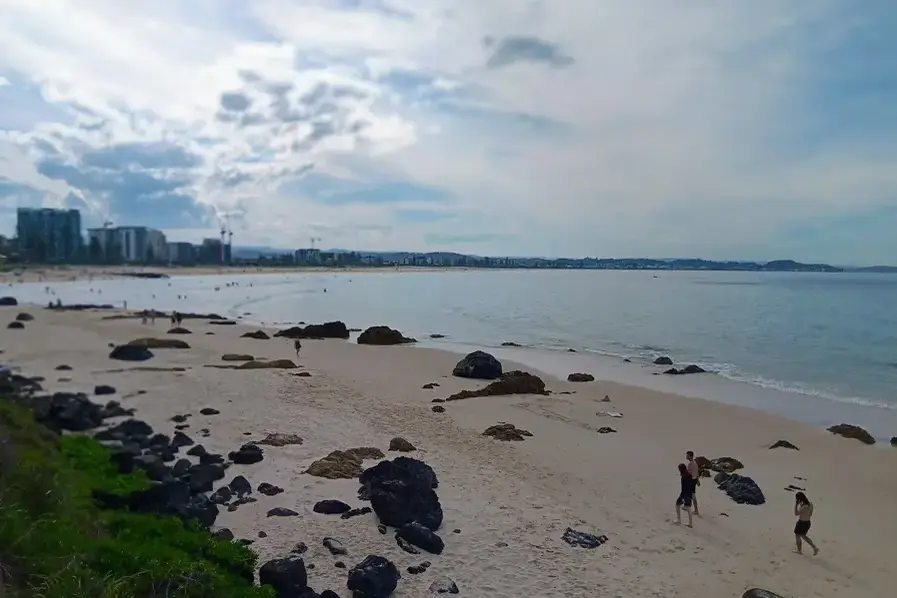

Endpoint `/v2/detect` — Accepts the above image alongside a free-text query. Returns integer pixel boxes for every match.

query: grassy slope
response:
[0,397,274,598]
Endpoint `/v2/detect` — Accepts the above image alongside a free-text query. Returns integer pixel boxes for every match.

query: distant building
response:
[198,238,223,265]
[86,226,166,263]
[16,208,82,262]
[294,248,321,265]
[167,242,195,265]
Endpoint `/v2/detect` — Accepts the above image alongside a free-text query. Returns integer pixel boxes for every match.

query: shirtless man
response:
[686,451,701,516]
[293,339,302,357]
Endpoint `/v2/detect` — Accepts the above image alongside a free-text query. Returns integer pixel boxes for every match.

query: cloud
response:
[0,0,895,263]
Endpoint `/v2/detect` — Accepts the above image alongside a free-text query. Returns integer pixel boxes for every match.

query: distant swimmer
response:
[793,492,819,555]
[675,463,694,528]
[294,339,302,357]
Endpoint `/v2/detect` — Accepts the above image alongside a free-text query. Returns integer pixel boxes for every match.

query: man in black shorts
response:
[686,451,701,516]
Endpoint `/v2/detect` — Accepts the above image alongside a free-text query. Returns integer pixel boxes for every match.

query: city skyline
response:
[1,2,896,264]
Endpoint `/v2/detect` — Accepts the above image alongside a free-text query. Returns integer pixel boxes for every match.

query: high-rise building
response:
[86,226,167,263]
[167,242,196,265]
[16,208,83,262]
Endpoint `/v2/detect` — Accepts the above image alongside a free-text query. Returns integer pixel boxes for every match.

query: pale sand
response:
[2,307,895,597]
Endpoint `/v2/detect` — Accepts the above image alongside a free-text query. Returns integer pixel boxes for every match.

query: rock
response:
[717,473,765,505]
[7,321,24,329]
[200,408,220,416]
[15,312,34,322]
[769,440,799,450]
[483,423,532,441]
[258,531,268,538]
[291,542,308,554]
[596,427,617,434]
[109,345,154,361]
[357,325,417,345]
[446,370,547,401]
[709,457,744,473]
[258,482,284,496]
[187,463,226,492]
[653,356,673,365]
[346,555,400,598]
[212,528,234,541]
[341,506,373,520]
[210,486,233,505]
[334,561,346,569]
[567,372,594,382]
[452,350,502,379]
[267,507,299,517]
[562,527,608,549]
[55,364,73,371]
[314,500,352,515]
[167,327,192,334]
[293,371,311,377]
[0,296,18,306]
[501,341,522,347]
[389,437,416,452]
[274,321,350,339]
[429,577,460,594]
[37,392,105,432]
[422,382,439,389]
[324,537,348,555]
[258,432,303,446]
[429,333,445,339]
[172,431,194,448]
[258,555,308,597]
[407,562,430,575]
[377,524,387,534]
[186,444,207,457]
[396,535,420,554]
[126,337,190,349]
[360,456,442,530]
[432,405,445,413]
[397,521,444,554]
[664,364,708,375]
[94,384,117,396]
[228,475,252,496]
[742,589,786,598]
[209,320,237,325]
[305,447,385,479]
[172,459,191,477]
[891,436,897,447]
[222,353,254,361]
[101,400,133,418]
[235,359,298,370]
[200,452,224,465]
[229,443,264,464]
[827,423,875,445]
[241,330,270,339]
[133,454,170,482]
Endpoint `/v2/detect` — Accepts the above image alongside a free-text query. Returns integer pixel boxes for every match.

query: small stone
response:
[432,405,446,413]
[323,537,347,556]
[334,561,346,569]
[388,437,416,452]
[597,427,617,434]
[429,577,460,594]
[212,528,234,541]
[770,440,799,450]
[453,529,461,534]
[200,407,220,416]
[258,482,284,496]
[267,507,299,517]
[314,499,351,515]
[258,531,267,538]
[291,542,308,554]
[377,524,388,535]
[601,395,611,402]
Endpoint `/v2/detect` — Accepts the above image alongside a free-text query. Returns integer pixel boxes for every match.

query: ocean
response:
[7,269,897,441]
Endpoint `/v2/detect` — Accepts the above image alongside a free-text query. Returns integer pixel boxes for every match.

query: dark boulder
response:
[229,443,264,464]
[212,528,234,541]
[314,500,351,515]
[172,431,194,448]
[357,326,416,345]
[562,527,609,549]
[445,370,547,401]
[891,436,897,447]
[717,473,765,505]
[109,345,154,362]
[267,507,299,517]
[94,385,116,396]
[708,457,744,473]
[323,537,348,556]
[241,330,270,340]
[388,437,416,452]
[210,486,233,505]
[0,296,18,306]
[38,392,105,432]
[55,364,73,371]
[258,482,284,496]
[664,364,708,375]
[360,456,442,530]
[341,506,373,520]
[567,372,594,382]
[742,590,786,598]
[167,327,192,334]
[199,407,220,415]
[259,555,308,597]
[396,521,444,554]
[15,312,34,322]
[653,356,673,365]
[769,440,799,450]
[101,400,134,419]
[186,463,226,493]
[274,321,350,339]
[429,578,459,594]
[346,555,400,598]
[209,320,237,325]
[7,321,25,329]
[228,475,252,496]
[827,423,875,445]
[452,350,502,380]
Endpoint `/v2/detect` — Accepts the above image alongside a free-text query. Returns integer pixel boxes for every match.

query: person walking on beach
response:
[794,492,819,555]
[686,451,701,516]
[675,463,694,527]
[294,339,302,357]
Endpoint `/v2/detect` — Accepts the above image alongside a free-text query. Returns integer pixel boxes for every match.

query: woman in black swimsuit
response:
[794,492,819,555]
[675,463,694,527]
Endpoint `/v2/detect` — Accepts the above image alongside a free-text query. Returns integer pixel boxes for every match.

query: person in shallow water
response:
[675,463,694,527]
[793,492,819,555]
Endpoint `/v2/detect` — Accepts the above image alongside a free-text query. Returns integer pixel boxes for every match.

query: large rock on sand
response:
[742,590,786,598]
[483,423,532,441]
[0,296,18,306]
[235,359,297,370]
[452,351,502,380]
[827,423,875,445]
[567,372,594,382]
[274,321,350,339]
[126,338,190,349]
[360,456,442,530]
[717,473,765,505]
[222,354,254,362]
[109,345,155,361]
[305,447,386,479]
[241,330,270,340]
[357,326,416,345]
[347,555,400,598]
[259,555,308,596]
[445,370,547,402]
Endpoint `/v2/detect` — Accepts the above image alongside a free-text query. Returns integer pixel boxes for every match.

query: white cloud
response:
[0,0,895,262]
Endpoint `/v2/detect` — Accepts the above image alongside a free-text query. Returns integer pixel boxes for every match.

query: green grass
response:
[0,398,274,598]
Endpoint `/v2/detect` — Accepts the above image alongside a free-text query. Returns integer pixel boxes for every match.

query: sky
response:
[1,0,896,264]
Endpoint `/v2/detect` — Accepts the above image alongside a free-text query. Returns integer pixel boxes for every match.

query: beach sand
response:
[1,306,894,597]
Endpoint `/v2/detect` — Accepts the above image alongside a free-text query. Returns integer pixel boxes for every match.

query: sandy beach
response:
[2,305,894,597]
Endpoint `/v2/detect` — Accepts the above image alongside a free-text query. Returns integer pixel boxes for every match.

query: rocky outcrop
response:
[0,296,18,306]
[305,447,386,479]
[827,423,875,445]
[314,500,351,515]
[15,313,34,322]
[567,372,594,382]
[663,364,708,375]
[716,473,765,505]
[483,423,532,441]
[236,359,297,370]
[126,338,190,349]
[769,440,799,450]
[347,555,400,598]
[562,527,609,549]
[222,354,254,362]
[109,345,154,361]
[241,330,270,340]
[452,351,502,380]
[274,321,350,339]
[445,370,547,402]
[360,456,442,531]
[257,433,303,447]
[357,326,416,345]
[653,356,673,365]
[389,437,416,452]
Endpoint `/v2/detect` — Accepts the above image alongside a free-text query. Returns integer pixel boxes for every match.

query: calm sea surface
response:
[8,270,897,441]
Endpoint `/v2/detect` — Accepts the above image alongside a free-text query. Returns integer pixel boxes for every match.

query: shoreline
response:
[1,306,895,596]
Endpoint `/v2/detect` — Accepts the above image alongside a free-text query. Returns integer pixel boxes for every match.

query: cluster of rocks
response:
[567,372,594,382]
[357,326,416,345]
[305,447,386,479]
[694,455,766,505]
[274,321,350,340]
[444,369,547,402]
[241,330,271,340]
[662,365,708,375]
[483,423,533,441]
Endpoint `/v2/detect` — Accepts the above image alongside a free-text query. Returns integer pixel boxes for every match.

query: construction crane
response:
[309,236,322,249]
[102,220,114,229]
[218,218,226,265]
[226,214,233,248]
